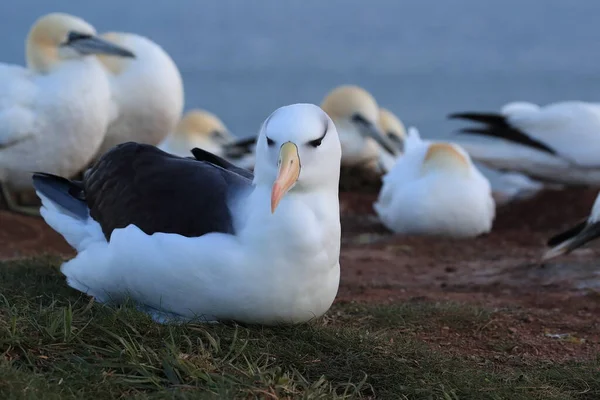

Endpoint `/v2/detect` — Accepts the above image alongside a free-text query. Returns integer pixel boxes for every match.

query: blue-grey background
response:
[1,1,598,160]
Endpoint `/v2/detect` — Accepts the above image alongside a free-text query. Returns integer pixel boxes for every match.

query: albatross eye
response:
[307,126,328,148]
[266,137,275,146]
[308,137,324,148]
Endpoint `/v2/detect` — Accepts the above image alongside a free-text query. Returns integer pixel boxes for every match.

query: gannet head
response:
[174,109,233,145]
[253,104,342,213]
[320,85,398,156]
[379,108,407,153]
[96,31,177,77]
[26,13,135,73]
[421,142,472,177]
[94,32,137,75]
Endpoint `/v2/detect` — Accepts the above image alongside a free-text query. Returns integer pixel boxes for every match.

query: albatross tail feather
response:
[32,173,87,219]
[32,172,104,252]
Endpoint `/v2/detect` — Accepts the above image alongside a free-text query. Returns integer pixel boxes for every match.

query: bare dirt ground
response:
[2,185,600,363]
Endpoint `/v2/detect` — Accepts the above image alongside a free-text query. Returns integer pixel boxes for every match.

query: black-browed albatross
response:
[33,103,342,325]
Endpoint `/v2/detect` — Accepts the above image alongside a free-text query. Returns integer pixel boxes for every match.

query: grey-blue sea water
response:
[2,0,599,181]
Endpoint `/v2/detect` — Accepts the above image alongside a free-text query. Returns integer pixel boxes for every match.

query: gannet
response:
[320,85,400,172]
[374,128,495,237]
[94,31,184,157]
[377,107,407,172]
[0,12,134,216]
[158,109,255,170]
[543,192,600,260]
[449,101,600,185]
[33,103,342,325]
[379,108,407,152]
[211,85,401,175]
[159,109,234,156]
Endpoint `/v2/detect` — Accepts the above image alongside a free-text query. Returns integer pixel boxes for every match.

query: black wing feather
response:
[546,219,588,247]
[190,147,254,180]
[34,142,254,241]
[448,112,557,155]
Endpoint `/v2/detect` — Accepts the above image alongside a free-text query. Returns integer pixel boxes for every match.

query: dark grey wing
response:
[83,142,253,240]
[448,112,557,155]
[190,147,254,181]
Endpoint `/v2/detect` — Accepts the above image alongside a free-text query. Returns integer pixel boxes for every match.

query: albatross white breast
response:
[374,128,495,238]
[33,103,342,325]
[449,101,600,186]
[0,12,135,215]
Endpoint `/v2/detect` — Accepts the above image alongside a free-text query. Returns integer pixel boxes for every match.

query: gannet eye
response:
[351,113,369,126]
[66,31,93,43]
[266,137,275,147]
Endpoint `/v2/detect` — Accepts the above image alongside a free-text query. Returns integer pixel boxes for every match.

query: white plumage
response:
[35,103,342,325]
[95,31,184,157]
[374,128,495,238]
[451,101,600,185]
[0,13,134,214]
[320,85,401,172]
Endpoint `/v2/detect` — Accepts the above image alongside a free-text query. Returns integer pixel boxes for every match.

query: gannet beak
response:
[63,31,135,58]
[271,141,300,214]
[387,132,405,153]
[543,221,600,261]
[353,115,399,156]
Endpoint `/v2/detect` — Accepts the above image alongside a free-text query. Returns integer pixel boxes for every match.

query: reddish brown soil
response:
[337,187,600,361]
[0,211,73,260]
[2,186,600,362]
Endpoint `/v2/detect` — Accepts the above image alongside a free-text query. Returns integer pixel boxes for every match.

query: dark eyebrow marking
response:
[308,120,328,148]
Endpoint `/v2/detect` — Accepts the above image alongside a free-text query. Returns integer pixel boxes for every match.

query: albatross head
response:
[26,13,135,73]
[379,108,407,154]
[174,109,233,145]
[253,103,342,213]
[320,85,398,156]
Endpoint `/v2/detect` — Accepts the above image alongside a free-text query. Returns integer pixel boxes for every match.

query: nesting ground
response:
[1,186,599,378]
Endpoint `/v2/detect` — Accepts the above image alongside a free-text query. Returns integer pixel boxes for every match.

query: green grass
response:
[0,257,598,399]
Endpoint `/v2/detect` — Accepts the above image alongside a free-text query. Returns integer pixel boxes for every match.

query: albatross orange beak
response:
[271,141,300,213]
